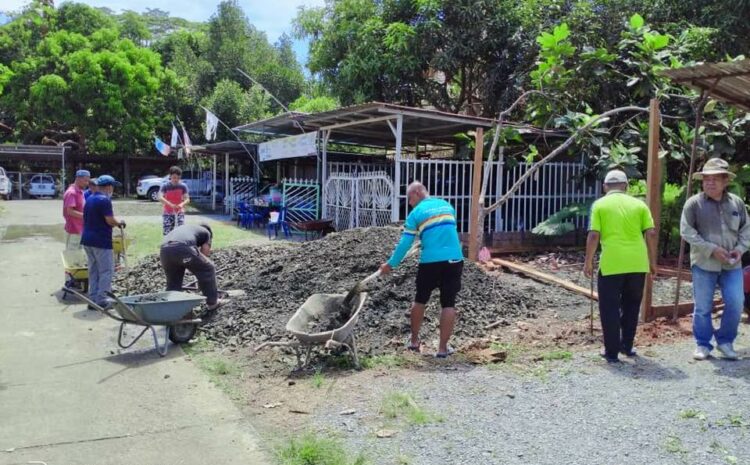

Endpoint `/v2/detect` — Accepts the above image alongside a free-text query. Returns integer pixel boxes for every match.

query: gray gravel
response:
[306,328,750,465]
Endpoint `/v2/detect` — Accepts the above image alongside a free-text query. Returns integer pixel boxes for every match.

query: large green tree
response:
[0,2,181,154]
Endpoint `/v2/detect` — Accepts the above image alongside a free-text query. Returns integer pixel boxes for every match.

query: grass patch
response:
[379,391,442,426]
[360,354,409,370]
[182,334,213,356]
[311,368,326,389]
[678,409,706,421]
[663,435,687,455]
[277,433,366,465]
[539,350,573,361]
[123,220,267,260]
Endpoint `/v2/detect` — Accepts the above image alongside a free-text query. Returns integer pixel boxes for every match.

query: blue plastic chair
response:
[267,207,291,239]
[249,205,268,229]
[237,202,253,229]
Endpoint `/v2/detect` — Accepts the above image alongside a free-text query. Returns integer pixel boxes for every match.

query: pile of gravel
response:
[115,226,547,354]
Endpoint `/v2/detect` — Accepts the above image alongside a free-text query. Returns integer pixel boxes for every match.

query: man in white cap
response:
[681,158,750,360]
[62,169,90,250]
[584,169,657,363]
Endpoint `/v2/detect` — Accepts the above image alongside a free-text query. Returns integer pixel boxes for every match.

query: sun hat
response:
[95,175,122,187]
[75,169,91,178]
[693,158,736,180]
[604,169,628,184]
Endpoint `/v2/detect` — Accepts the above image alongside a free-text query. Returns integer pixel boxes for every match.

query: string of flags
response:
[154,108,220,157]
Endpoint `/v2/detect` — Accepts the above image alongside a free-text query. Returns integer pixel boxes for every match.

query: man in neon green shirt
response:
[584,169,657,363]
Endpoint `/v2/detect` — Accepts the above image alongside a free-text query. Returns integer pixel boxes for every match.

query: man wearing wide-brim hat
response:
[681,157,750,360]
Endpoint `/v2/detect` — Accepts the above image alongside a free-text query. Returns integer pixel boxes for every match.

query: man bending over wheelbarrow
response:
[379,181,464,358]
[160,223,225,312]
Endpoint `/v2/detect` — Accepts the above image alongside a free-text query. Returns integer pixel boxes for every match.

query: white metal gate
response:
[226,176,256,217]
[324,172,393,231]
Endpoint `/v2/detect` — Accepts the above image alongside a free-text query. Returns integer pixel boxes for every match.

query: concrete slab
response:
[0,202,270,464]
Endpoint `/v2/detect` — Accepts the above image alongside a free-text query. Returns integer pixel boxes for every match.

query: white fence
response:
[396,159,504,234]
[324,172,393,231]
[395,159,598,234]
[495,161,599,232]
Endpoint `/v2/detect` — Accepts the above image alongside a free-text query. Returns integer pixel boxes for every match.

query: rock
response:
[376,429,398,438]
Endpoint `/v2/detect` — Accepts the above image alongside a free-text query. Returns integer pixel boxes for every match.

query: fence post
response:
[641,98,662,322]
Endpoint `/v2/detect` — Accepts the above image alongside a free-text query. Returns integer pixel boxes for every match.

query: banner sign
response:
[258,132,317,162]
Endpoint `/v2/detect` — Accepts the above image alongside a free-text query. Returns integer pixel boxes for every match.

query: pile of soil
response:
[115,226,558,354]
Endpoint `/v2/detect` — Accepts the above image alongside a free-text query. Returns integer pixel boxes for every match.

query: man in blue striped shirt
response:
[380,181,464,358]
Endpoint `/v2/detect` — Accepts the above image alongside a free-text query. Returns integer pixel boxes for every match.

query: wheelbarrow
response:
[64,287,204,357]
[254,292,368,369]
[61,250,89,299]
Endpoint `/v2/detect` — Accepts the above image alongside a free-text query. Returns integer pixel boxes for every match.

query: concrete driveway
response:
[0,200,269,464]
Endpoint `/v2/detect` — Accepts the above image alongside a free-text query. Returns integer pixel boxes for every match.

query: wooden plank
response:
[641,98,662,321]
[492,258,598,301]
[649,300,724,320]
[467,127,484,261]
[655,267,692,281]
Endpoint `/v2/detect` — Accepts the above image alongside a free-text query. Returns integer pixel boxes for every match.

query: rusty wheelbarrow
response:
[254,292,368,369]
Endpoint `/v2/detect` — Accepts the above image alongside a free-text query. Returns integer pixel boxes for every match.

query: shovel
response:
[340,245,420,314]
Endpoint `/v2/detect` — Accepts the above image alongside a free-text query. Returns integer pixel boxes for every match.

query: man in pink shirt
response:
[62,169,90,250]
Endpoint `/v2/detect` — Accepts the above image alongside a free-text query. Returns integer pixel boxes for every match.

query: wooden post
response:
[641,98,661,321]
[468,127,484,261]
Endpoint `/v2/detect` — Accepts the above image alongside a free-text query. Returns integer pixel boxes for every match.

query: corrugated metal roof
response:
[661,59,750,111]
[232,102,555,147]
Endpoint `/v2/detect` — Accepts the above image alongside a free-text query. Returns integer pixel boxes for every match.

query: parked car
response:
[136,175,166,201]
[0,167,11,200]
[26,174,57,198]
[137,174,224,203]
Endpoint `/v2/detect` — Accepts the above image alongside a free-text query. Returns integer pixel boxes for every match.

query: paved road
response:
[0,200,270,464]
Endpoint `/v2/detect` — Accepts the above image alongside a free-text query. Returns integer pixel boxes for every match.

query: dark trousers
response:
[597,272,646,358]
[160,244,218,305]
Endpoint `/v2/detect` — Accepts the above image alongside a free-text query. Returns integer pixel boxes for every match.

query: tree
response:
[201,79,271,140]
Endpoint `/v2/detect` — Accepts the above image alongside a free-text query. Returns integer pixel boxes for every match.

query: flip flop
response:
[435,347,456,359]
[406,340,421,353]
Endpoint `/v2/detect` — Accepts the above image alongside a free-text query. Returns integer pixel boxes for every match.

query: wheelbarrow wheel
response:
[169,323,198,344]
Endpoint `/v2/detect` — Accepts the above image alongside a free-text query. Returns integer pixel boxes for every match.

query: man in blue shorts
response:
[379,181,464,358]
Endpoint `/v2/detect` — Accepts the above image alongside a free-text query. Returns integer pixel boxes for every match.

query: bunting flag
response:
[182,126,192,157]
[170,124,179,147]
[154,137,171,156]
[205,109,219,141]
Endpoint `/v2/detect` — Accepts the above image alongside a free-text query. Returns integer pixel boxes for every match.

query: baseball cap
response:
[95,175,121,187]
[604,169,628,184]
[89,178,98,186]
[75,169,91,178]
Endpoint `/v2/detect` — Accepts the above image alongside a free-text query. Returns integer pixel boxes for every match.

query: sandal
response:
[435,347,456,359]
[206,298,227,312]
[406,339,421,353]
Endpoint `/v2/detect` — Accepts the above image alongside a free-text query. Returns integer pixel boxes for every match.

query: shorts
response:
[163,212,185,236]
[415,260,464,308]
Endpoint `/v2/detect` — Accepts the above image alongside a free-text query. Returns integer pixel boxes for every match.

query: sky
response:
[1,0,325,66]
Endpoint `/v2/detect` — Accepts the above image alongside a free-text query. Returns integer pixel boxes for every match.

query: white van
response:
[0,167,11,200]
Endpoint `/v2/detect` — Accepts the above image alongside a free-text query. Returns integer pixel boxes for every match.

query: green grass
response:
[663,435,687,455]
[678,409,706,421]
[379,391,443,426]
[123,220,267,260]
[539,350,573,361]
[277,433,367,465]
[311,368,326,389]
